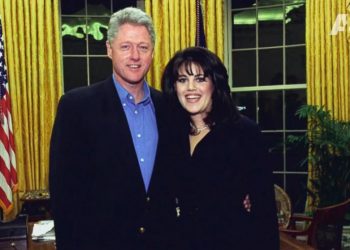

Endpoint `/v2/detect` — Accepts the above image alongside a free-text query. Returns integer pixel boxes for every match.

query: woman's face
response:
[175,63,214,119]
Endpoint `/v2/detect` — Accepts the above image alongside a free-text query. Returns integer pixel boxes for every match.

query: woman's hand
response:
[243,194,251,212]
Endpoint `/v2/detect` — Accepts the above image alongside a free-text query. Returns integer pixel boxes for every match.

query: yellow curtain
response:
[145,0,224,89]
[346,0,350,57]
[306,0,350,120]
[348,0,350,42]
[306,0,350,209]
[0,0,62,220]
[201,0,224,61]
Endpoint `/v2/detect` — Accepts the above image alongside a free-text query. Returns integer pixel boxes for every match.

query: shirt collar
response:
[112,74,151,105]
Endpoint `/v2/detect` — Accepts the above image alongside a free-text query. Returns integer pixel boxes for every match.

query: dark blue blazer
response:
[49,77,179,250]
[174,116,280,250]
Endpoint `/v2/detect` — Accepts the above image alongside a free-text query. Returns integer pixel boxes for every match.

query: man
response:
[49,7,178,250]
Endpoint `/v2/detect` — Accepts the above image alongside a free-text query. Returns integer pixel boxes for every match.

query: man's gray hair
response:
[107,7,155,47]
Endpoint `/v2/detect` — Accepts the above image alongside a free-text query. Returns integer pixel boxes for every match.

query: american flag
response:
[0,19,17,215]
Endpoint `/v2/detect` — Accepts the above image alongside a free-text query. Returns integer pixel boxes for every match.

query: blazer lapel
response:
[147,89,166,194]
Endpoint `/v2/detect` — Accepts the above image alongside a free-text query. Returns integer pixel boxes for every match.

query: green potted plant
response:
[287,105,350,208]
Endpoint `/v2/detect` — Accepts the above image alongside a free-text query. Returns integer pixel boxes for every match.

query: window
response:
[60,0,137,92]
[227,0,307,212]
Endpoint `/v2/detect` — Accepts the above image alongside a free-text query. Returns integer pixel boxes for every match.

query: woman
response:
[162,47,279,249]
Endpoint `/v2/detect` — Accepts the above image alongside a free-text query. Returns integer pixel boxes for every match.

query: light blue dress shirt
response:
[113,76,158,191]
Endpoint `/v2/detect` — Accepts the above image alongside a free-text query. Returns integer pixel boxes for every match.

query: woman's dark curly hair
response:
[161,46,240,126]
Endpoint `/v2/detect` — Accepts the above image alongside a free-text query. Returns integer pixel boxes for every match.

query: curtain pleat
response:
[306,0,350,209]
[145,0,195,89]
[307,0,350,120]
[348,1,350,42]
[0,0,62,220]
[202,0,224,61]
[145,0,224,89]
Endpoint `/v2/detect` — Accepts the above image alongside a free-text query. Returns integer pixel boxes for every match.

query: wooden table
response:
[280,232,315,250]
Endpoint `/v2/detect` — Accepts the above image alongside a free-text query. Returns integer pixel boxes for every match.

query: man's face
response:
[106,23,153,88]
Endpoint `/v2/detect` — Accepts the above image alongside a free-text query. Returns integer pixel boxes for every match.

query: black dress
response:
[175,116,279,250]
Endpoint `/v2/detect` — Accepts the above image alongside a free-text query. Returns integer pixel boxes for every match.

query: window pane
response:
[63,57,87,92]
[231,0,307,197]
[273,174,284,187]
[286,46,306,84]
[232,92,257,121]
[286,174,307,213]
[61,0,85,15]
[285,89,306,129]
[112,0,137,12]
[285,4,306,45]
[257,0,283,6]
[286,132,307,172]
[87,0,111,15]
[263,132,284,172]
[259,48,283,85]
[87,17,109,55]
[232,9,256,49]
[231,0,256,9]
[285,0,305,4]
[89,57,112,83]
[62,17,87,55]
[258,7,283,47]
[232,50,256,87]
[258,90,283,130]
